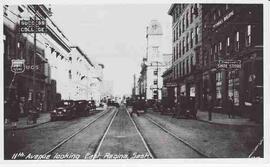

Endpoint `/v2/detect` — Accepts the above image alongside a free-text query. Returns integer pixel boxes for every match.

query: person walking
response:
[130,99,140,117]
[9,93,20,133]
[228,96,234,119]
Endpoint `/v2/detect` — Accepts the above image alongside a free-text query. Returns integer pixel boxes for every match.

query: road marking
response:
[43,108,112,156]
[126,107,155,159]
[92,108,119,159]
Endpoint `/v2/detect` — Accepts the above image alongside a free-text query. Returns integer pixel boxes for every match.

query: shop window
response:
[216,71,222,106]
[228,70,240,106]
[186,59,189,74]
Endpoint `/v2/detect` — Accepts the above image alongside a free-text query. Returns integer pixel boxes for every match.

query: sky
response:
[51,4,172,96]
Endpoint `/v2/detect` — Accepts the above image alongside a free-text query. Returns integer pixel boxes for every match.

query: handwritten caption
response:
[11,152,151,160]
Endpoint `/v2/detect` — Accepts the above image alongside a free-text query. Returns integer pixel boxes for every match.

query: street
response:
[4,105,262,160]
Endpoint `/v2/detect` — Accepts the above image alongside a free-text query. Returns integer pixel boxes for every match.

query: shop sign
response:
[217,60,241,69]
[10,59,25,73]
[165,83,177,87]
[213,11,234,29]
[19,19,46,33]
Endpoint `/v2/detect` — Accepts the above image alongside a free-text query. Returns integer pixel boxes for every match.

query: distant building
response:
[138,20,171,100]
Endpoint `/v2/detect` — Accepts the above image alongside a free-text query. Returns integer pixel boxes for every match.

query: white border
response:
[0,0,269,167]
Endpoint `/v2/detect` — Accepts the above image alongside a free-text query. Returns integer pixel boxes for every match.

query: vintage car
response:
[50,100,77,121]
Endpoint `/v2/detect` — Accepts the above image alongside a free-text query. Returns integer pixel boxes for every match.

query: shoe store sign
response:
[19,19,46,33]
[217,60,241,69]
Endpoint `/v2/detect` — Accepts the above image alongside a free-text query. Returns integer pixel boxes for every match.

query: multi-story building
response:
[4,5,105,113]
[201,4,263,118]
[168,4,203,107]
[138,20,171,100]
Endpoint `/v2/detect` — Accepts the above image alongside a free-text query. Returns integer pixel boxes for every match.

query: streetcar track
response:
[126,107,155,159]
[92,108,119,159]
[144,115,212,158]
[43,107,114,156]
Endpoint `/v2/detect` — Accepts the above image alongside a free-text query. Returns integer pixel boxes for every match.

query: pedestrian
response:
[9,93,20,130]
[227,96,234,118]
[173,100,181,118]
[207,93,213,121]
[130,99,140,117]
[27,100,38,124]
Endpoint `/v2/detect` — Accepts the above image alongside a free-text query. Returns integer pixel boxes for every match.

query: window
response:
[178,22,181,37]
[176,26,178,40]
[194,4,198,17]
[227,37,230,47]
[186,12,189,28]
[186,59,189,74]
[217,9,221,17]
[179,41,181,57]
[176,43,178,60]
[183,61,185,75]
[182,37,185,54]
[226,37,230,54]
[154,79,158,85]
[178,63,181,77]
[190,56,193,72]
[153,46,159,56]
[173,30,175,42]
[216,71,222,106]
[173,47,175,62]
[235,31,240,51]
[154,70,158,75]
[190,6,194,23]
[182,18,185,32]
[186,34,189,52]
[195,26,199,44]
[218,41,222,54]
[226,4,229,10]
[214,44,217,53]
[176,65,178,77]
[190,30,194,48]
[179,63,182,76]
[246,25,252,47]
[213,13,216,21]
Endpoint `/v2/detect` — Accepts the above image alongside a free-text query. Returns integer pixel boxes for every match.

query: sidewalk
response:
[196,110,259,126]
[4,112,51,131]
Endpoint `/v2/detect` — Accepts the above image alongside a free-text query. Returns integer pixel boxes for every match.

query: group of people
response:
[5,91,39,128]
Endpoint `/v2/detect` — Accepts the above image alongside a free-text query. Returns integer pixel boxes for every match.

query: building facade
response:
[201,4,263,118]
[138,20,171,100]
[168,4,203,107]
[4,5,105,114]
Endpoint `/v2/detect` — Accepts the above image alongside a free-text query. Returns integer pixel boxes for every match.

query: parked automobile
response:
[89,100,97,110]
[74,100,91,117]
[50,100,77,121]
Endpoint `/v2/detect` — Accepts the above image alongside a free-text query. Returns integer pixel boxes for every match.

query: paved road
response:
[4,105,263,159]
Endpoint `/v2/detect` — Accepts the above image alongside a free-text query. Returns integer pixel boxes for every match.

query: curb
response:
[4,120,51,132]
[196,118,260,127]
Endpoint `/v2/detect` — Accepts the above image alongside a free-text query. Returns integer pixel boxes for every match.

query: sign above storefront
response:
[213,11,234,29]
[164,83,177,87]
[217,60,241,69]
[19,19,46,33]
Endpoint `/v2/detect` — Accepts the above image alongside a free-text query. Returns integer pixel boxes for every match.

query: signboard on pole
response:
[10,59,25,73]
[19,19,46,33]
[217,60,241,69]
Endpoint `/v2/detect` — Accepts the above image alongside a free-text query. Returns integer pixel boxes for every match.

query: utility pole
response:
[33,5,37,106]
